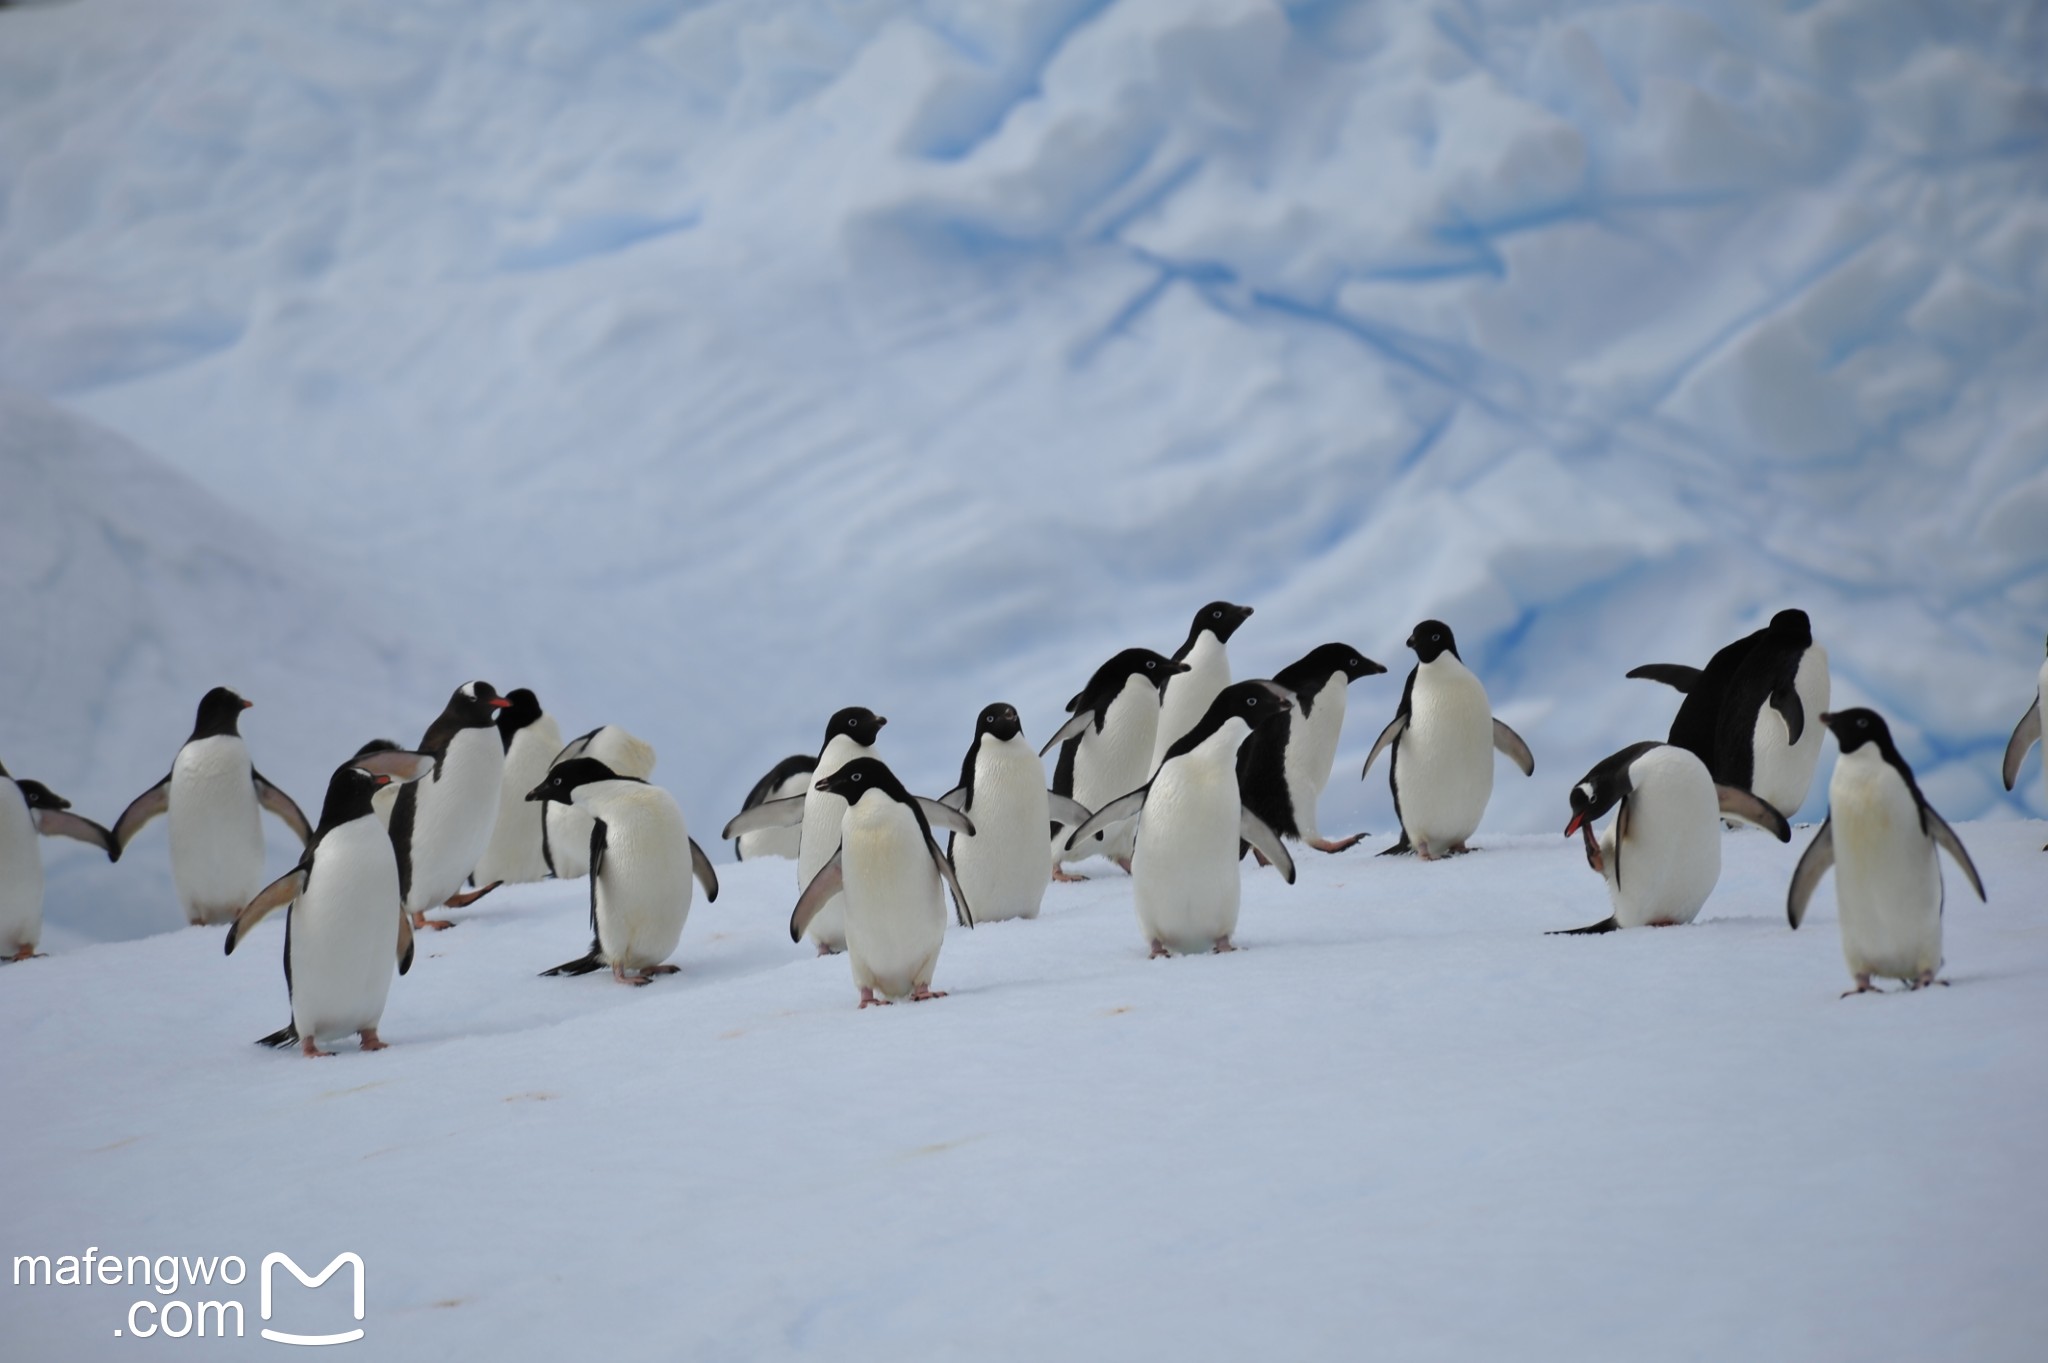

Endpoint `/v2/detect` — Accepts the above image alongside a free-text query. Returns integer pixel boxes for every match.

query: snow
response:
[4,824,2046,1359]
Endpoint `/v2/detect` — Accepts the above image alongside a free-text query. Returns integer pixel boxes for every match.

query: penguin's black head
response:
[976,703,1022,743]
[812,756,906,806]
[353,738,403,759]
[448,680,512,727]
[192,686,253,739]
[527,756,621,804]
[319,764,393,827]
[824,707,886,749]
[1098,647,1186,698]
[1193,601,1255,644]
[1291,642,1388,684]
[500,688,545,736]
[1767,609,1813,648]
[1562,742,1664,837]
[1211,680,1292,729]
[15,779,70,811]
[1821,708,1893,757]
[1406,621,1459,664]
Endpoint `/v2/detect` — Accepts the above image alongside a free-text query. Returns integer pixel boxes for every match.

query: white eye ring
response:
[851,772,863,781]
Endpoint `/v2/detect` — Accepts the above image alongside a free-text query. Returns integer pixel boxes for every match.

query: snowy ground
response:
[4,821,2045,1360]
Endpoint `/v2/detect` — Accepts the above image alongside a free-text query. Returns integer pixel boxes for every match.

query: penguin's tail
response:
[540,951,605,978]
[255,1022,299,1049]
[1547,916,1619,936]
[1377,832,1413,857]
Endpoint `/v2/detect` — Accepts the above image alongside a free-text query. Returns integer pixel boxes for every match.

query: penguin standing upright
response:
[730,755,816,861]
[1362,622,1533,859]
[389,681,511,931]
[1237,643,1386,853]
[471,689,564,887]
[543,725,658,879]
[0,763,116,961]
[111,688,312,925]
[2001,633,2048,847]
[1788,709,1985,995]
[1148,602,1256,774]
[1064,682,1297,956]
[939,704,1092,924]
[1043,648,1184,878]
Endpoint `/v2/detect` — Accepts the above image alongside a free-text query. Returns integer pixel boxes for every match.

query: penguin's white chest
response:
[953,736,1052,923]
[0,786,44,949]
[1396,660,1495,852]
[1286,678,1351,841]
[589,787,694,970]
[1151,633,1230,770]
[1751,645,1831,818]
[474,717,563,886]
[168,735,265,923]
[1066,676,1162,865]
[404,725,504,909]
[798,735,869,950]
[839,799,946,998]
[1133,729,1246,953]
[2035,662,2048,809]
[1599,748,1723,928]
[289,818,402,1043]
[1829,752,1943,981]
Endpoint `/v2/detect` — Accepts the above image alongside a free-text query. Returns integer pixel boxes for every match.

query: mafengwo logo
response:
[10,1247,366,1345]
[259,1253,366,1346]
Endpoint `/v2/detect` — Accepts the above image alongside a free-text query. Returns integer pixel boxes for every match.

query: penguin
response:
[1236,643,1387,853]
[542,725,658,880]
[721,707,887,955]
[0,763,117,961]
[1062,682,1297,957]
[1549,742,1790,935]
[389,681,511,931]
[2001,633,2047,847]
[224,747,435,1056]
[110,687,313,925]
[1361,622,1534,859]
[351,739,405,827]
[1042,648,1185,878]
[1788,708,1986,995]
[730,755,816,861]
[1629,608,1830,819]
[1148,601,1256,774]
[528,757,721,986]
[789,757,975,1007]
[471,688,564,888]
[937,703,1093,924]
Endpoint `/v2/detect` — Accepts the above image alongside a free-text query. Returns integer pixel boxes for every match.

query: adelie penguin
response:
[1237,643,1386,854]
[529,758,720,987]
[789,757,975,1008]
[1042,648,1184,879]
[224,748,435,1057]
[2000,633,2047,848]
[938,703,1092,924]
[543,725,657,879]
[1148,602,1256,776]
[390,681,511,931]
[1549,742,1789,935]
[111,687,312,925]
[471,688,563,888]
[0,761,117,962]
[1788,709,1985,996]
[729,754,815,861]
[1361,622,1533,859]
[1063,682,1297,957]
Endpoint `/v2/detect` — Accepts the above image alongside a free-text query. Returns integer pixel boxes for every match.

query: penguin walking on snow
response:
[1550,742,1790,935]
[1064,682,1297,957]
[543,725,658,879]
[2001,633,2048,847]
[471,688,563,888]
[1148,601,1256,776]
[938,703,1092,923]
[1788,709,1986,996]
[729,755,816,861]
[390,681,511,930]
[225,747,435,1056]
[1362,622,1533,859]
[790,757,975,1008]
[1,762,117,961]
[1237,643,1386,853]
[1043,648,1184,878]
[530,758,720,986]
[111,687,312,925]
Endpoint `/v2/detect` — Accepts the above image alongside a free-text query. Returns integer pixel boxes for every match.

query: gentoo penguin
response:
[1064,682,1297,957]
[722,707,887,955]
[938,703,1092,923]
[2001,634,2047,847]
[1549,742,1790,935]
[389,681,511,930]
[1043,648,1185,878]
[224,748,434,1057]
[1629,608,1830,819]
[542,725,658,879]
[790,757,975,1007]
[1361,622,1533,859]
[0,763,116,961]
[471,689,564,887]
[111,687,312,925]
[1788,709,1985,995]
[730,755,815,861]
[1148,601,1256,775]
[528,757,720,986]
[1236,643,1387,853]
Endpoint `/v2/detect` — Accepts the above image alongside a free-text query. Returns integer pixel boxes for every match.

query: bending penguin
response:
[543,725,657,879]
[729,755,816,861]
[224,747,435,1056]
[1237,643,1387,853]
[1788,709,1986,996]
[351,740,406,827]
[789,757,975,1008]
[471,688,563,887]
[1063,682,1297,957]
[529,757,720,986]
[2000,633,2048,848]
[1550,742,1790,935]
[111,687,312,925]
[1,762,117,961]
[1148,601,1256,775]
[1361,622,1533,859]
[938,703,1092,923]
[390,680,511,931]
[1043,647,1184,878]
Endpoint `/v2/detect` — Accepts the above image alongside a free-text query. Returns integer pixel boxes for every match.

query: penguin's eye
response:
[1145,660,1155,669]
[1211,609,1222,618]
[851,772,863,782]
[1432,633,1442,642]
[1247,697,1258,706]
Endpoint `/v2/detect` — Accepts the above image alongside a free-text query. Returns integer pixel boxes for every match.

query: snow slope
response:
[2,824,2044,1359]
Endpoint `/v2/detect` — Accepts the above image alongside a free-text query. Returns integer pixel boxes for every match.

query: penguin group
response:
[2,611,2039,1051]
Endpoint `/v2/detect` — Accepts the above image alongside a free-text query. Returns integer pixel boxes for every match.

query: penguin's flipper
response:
[1047,793,1092,827]
[252,770,313,846]
[1923,807,1986,903]
[1625,663,1703,693]
[1038,708,1094,758]
[110,773,172,856]
[255,1022,300,1049]
[2004,697,2041,791]
[721,795,806,841]
[789,851,845,943]
[1768,678,1805,745]
[31,808,117,859]
[550,727,602,767]
[397,909,415,975]
[1063,787,1149,852]
[1239,809,1296,885]
[1547,916,1620,936]
[225,869,308,955]
[937,785,969,812]
[1361,715,1406,778]
[1613,797,1631,888]
[917,798,975,837]
[689,838,720,903]
[1786,818,1835,929]
[927,835,975,928]
[1491,720,1535,777]
[1715,786,1791,841]
[351,748,437,782]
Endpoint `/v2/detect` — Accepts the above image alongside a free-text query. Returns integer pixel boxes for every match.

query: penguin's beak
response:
[241,700,254,710]
[877,717,888,728]
[1175,662,1192,674]
[813,774,840,796]
[490,698,512,710]
[1564,811,1585,837]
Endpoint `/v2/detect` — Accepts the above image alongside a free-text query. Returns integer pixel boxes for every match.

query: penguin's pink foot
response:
[1841,976,1881,998]
[1309,833,1366,853]
[611,964,652,987]
[858,988,893,1009]
[1909,972,1949,990]
[301,1035,335,1058]
[645,964,680,976]
[909,986,947,1002]
[1448,842,1475,855]
[7,944,42,962]
[412,912,456,932]
[443,881,502,909]
[1212,937,1238,954]
[358,1029,388,1052]
[1149,940,1170,959]
[1052,868,1088,883]
[1114,856,1133,874]
[815,943,841,957]
[1251,847,1271,867]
